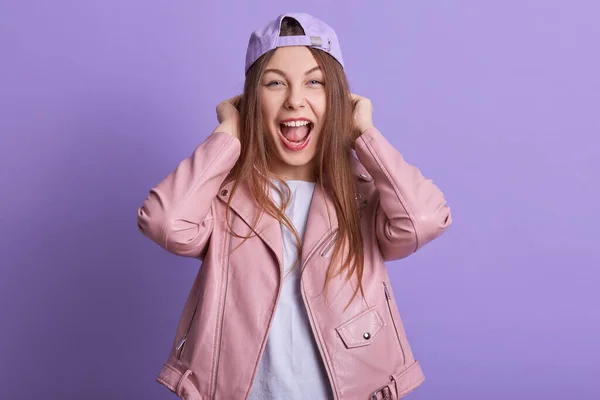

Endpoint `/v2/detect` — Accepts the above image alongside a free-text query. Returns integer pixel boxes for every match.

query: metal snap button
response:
[363,332,371,340]
[220,189,228,196]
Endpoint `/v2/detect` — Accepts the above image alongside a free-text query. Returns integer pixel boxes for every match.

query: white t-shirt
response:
[249,180,332,400]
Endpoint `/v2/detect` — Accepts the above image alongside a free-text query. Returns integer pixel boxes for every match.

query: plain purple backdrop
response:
[1,1,599,399]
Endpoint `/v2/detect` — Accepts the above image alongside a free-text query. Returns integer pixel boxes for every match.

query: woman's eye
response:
[267,81,283,87]
[309,79,323,85]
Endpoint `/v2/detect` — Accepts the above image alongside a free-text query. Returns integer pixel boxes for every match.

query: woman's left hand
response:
[351,94,374,140]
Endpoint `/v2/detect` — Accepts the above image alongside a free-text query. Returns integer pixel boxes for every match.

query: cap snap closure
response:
[363,332,371,340]
[220,189,228,196]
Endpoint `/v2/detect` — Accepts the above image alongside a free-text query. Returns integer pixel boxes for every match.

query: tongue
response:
[282,125,310,142]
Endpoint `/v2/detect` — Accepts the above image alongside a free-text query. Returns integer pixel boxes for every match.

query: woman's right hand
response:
[214,95,242,140]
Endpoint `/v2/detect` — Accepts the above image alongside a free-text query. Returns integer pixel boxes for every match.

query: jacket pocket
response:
[320,230,339,259]
[336,306,385,349]
[383,281,406,365]
[176,332,189,360]
[175,300,200,361]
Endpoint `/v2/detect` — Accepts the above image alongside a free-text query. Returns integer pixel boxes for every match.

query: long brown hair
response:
[225,17,365,305]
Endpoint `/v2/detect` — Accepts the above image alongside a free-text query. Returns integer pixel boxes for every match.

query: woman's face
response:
[260,46,327,181]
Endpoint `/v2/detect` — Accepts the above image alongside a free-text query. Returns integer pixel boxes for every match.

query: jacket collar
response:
[217,180,284,269]
[217,159,371,272]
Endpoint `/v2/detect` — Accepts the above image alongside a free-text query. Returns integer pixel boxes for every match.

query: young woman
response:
[138,13,451,400]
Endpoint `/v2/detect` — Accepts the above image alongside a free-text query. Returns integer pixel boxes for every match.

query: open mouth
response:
[278,120,313,151]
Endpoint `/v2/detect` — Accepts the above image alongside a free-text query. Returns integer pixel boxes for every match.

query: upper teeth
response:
[282,120,310,127]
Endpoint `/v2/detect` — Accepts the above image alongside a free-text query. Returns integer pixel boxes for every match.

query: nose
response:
[284,86,306,110]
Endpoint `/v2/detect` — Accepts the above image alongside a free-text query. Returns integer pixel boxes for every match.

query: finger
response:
[228,95,242,107]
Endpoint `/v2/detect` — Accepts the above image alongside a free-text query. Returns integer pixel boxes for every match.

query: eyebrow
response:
[263,66,321,78]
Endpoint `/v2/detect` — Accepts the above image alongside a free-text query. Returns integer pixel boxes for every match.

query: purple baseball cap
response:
[245,13,345,74]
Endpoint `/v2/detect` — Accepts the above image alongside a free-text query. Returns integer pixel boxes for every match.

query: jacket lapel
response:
[217,181,283,270]
[217,165,369,273]
[300,159,371,268]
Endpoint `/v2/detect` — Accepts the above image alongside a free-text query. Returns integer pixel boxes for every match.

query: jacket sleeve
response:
[137,131,241,258]
[354,127,451,261]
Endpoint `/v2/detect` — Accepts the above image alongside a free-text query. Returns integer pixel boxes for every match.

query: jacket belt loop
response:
[390,374,399,398]
[176,369,193,397]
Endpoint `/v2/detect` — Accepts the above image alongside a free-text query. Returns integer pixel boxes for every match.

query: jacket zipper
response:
[319,231,339,258]
[176,333,188,358]
[176,294,201,359]
[304,229,339,272]
[300,229,340,398]
[246,247,285,399]
[212,223,233,398]
[383,281,406,364]
[244,225,296,398]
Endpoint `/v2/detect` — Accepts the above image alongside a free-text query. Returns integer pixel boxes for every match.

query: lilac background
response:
[1,0,599,399]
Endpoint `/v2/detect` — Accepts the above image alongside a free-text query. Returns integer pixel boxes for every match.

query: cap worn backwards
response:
[245,13,344,74]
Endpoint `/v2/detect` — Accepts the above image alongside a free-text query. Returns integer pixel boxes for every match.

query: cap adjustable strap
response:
[310,36,331,51]
[276,35,331,52]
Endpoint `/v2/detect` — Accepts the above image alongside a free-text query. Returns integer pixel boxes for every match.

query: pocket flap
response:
[336,306,386,349]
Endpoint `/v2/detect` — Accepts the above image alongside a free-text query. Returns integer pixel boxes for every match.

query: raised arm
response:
[354,127,451,261]
[351,94,451,261]
[137,96,242,258]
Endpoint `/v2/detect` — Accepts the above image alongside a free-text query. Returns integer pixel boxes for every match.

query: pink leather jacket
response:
[137,127,451,399]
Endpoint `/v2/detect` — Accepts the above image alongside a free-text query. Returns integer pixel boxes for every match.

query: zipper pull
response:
[320,231,339,258]
[383,282,391,300]
[176,333,188,351]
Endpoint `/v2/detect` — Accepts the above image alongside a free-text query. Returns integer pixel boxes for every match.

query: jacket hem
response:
[156,363,204,400]
[393,360,425,399]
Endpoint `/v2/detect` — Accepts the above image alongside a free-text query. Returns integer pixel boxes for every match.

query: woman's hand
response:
[351,94,374,141]
[213,95,242,140]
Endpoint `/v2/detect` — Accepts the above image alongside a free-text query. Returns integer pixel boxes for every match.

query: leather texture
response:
[138,127,451,399]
